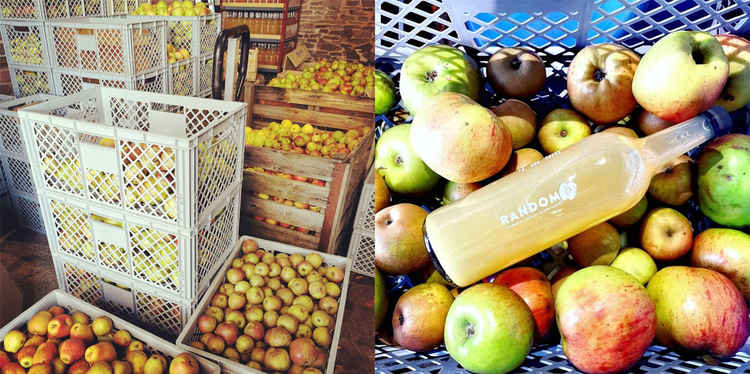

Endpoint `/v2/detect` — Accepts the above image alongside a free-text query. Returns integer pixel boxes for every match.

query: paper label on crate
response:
[90,219,128,249]
[148,110,189,139]
[75,33,97,51]
[101,281,136,312]
[80,142,119,174]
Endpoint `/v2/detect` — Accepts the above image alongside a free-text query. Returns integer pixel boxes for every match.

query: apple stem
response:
[425,71,438,83]
[465,322,475,338]
[691,50,704,65]
[593,69,605,82]
[398,313,404,326]
[560,130,568,137]
[510,58,521,70]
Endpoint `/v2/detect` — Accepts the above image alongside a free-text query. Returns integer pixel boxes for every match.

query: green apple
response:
[374,268,387,329]
[610,247,657,284]
[375,70,397,115]
[441,181,482,205]
[538,109,591,154]
[490,99,537,149]
[374,124,440,195]
[632,31,728,123]
[691,228,750,300]
[444,283,533,374]
[715,34,750,111]
[609,194,648,228]
[648,155,693,206]
[697,134,750,227]
[567,222,621,267]
[399,45,481,115]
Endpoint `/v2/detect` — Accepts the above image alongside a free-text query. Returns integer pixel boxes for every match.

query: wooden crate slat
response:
[242,171,329,207]
[254,86,373,114]
[318,163,349,253]
[244,146,336,182]
[253,103,371,130]
[241,195,324,231]
[241,218,320,250]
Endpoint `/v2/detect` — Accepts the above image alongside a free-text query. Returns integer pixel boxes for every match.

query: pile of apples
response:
[244,120,367,158]
[244,167,327,188]
[374,31,750,374]
[8,34,44,65]
[15,71,49,96]
[1,306,202,374]
[187,238,345,373]
[249,191,322,235]
[167,44,190,64]
[268,59,375,98]
[1,6,36,18]
[132,1,212,16]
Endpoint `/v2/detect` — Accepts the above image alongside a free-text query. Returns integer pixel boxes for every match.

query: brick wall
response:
[297,0,374,63]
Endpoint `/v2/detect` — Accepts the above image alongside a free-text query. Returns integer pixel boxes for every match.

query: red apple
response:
[214,323,239,346]
[493,267,554,338]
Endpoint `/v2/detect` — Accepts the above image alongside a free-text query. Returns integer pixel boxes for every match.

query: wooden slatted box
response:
[242,84,374,254]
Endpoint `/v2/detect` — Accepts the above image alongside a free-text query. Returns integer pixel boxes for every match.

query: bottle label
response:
[499,175,577,227]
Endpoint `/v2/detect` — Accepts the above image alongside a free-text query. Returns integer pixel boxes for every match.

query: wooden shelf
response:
[249,33,297,41]
[258,64,279,72]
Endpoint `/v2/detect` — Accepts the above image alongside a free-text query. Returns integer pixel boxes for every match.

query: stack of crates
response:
[47,16,169,96]
[0,0,109,97]
[0,94,54,234]
[18,86,246,337]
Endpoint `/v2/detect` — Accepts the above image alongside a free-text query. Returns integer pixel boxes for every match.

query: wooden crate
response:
[241,84,374,253]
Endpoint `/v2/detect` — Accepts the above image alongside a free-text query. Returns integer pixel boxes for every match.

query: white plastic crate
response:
[0,163,6,194]
[40,183,241,302]
[9,64,55,97]
[0,21,51,67]
[106,0,145,16]
[348,229,374,277]
[354,168,374,232]
[0,94,56,159]
[0,289,222,374]
[47,17,166,76]
[197,53,213,97]
[54,67,168,96]
[0,154,35,195]
[168,57,196,97]
[18,86,246,228]
[0,0,106,20]
[131,14,221,60]
[177,235,352,374]
[0,191,13,235]
[9,189,45,233]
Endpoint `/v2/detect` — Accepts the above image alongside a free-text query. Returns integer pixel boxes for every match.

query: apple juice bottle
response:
[424,107,731,287]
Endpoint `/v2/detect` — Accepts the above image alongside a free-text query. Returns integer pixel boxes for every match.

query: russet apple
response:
[264,327,292,348]
[640,207,693,261]
[487,47,546,98]
[538,109,591,154]
[567,44,640,124]
[691,228,750,300]
[633,31,728,123]
[392,283,454,352]
[214,323,239,346]
[375,203,430,274]
[567,222,621,267]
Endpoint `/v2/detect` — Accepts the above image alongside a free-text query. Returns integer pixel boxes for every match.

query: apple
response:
[637,109,674,135]
[374,70,397,115]
[567,222,621,267]
[602,126,638,138]
[610,247,658,285]
[71,312,89,325]
[715,34,750,111]
[444,283,533,374]
[215,323,239,346]
[691,228,750,300]
[374,124,440,195]
[492,267,554,338]
[263,348,291,372]
[84,342,116,364]
[264,327,292,348]
[31,342,57,366]
[550,265,580,299]
[6,330,28,353]
[648,155,693,206]
[640,207,693,261]
[241,239,258,254]
[538,109,591,154]
[557,266,656,373]
[392,283,453,351]
[374,171,390,213]
[647,266,748,357]
[487,47,546,98]
[168,354,198,374]
[205,306,223,322]
[609,194,648,228]
[68,361,89,374]
[244,321,264,341]
[499,147,543,177]
[27,312,52,336]
[440,181,481,206]
[490,99,536,149]
[375,268,387,330]
[58,338,85,364]
[411,92,513,183]
[197,315,217,333]
[112,330,131,347]
[696,134,750,227]
[375,203,430,274]
[205,335,225,354]
[289,338,316,366]
[567,44,640,124]
[91,316,112,337]
[633,31,728,123]
[399,45,481,115]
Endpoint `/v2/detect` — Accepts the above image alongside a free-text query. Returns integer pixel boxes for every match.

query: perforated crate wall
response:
[106,0,145,16]
[53,68,167,96]
[348,229,374,277]
[197,53,213,97]
[0,191,13,235]
[41,184,240,301]
[9,190,45,233]
[47,17,166,76]
[0,0,105,20]
[0,161,6,194]
[355,177,374,232]
[52,254,193,338]
[130,14,221,60]
[18,87,246,228]
[9,64,54,97]
[168,58,196,97]
[0,94,55,159]
[376,0,750,61]
[0,154,35,196]
[0,21,51,67]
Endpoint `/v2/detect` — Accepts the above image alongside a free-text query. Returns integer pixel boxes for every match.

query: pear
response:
[3,330,27,353]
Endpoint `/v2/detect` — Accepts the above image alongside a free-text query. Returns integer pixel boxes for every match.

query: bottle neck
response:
[638,110,725,174]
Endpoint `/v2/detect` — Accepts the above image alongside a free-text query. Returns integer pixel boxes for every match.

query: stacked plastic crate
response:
[0,94,55,234]
[0,0,112,98]
[17,87,246,338]
[348,167,375,277]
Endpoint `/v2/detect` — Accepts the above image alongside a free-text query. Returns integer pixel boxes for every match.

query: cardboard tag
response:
[148,110,188,138]
[75,32,97,51]
[80,142,119,173]
[283,44,311,70]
